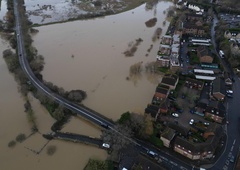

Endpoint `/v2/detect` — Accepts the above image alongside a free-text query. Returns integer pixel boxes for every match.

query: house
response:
[171,44,179,58]
[224,72,232,86]
[197,46,213,63]
[194,99,209,117]
[174,124,223,160]
[160,127,176,148]
[170,57,180,71]
[156,55,170,67]
[154,84,170,99]
[158,98,170,114]
[144,104,160,120]
[172,34,180,44]
[159,44,171,55]
[185,78,203,90]
[183,23,205,36]
[168,123,189,137]
[186,13,203,22]
[174,136,203,160]
[212,77,225,101]
[205,101,226,123]
[152,98,170,114]
[161,35,173,45]
[161,74,179,90]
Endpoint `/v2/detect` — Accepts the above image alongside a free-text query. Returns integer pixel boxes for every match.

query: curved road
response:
[13,0,114,129]
[13,1,240,170]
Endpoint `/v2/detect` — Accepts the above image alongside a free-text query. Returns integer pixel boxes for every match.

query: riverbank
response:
[27,0,152,25]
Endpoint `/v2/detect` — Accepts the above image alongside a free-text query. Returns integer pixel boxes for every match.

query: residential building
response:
[172,34,180,44]
[194,99,209,117]
[186,13,203,22]
[211,77,225,101]
[168,123,189,137]
[159,44,171,55]
[161,35,173,45]
[154,84,170,99]
[197,46,213,63]
[185,78,204,90]
[174,124,223,160]
[161,74,179,90]
[183,23,205,36]
[205,101,226,123]
[156,55,170,67]
[224,72,232,86]
[145,104,160,120]
[160,127,176,148]
[158,98,170,114]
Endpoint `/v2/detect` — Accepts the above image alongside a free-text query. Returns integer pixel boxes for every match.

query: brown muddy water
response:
[0,38,106,169]
[33,2,173,121]
[0,1,173,169]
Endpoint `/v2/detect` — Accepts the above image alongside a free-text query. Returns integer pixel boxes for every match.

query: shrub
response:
[8,140,16,148]
[47,145,57,156]
[16,133,26,143]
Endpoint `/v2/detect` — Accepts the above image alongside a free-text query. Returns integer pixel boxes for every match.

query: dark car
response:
[168,96,176,101]
[226,93,233,98]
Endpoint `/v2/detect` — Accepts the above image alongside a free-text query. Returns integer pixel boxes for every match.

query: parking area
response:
[159,81,213,130]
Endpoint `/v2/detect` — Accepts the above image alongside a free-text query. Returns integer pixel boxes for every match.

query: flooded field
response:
[0,1,173,169]
[25,0,146,24]
[33,1,173,120]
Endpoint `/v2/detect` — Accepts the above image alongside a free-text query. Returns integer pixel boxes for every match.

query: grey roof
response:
[168,123,189,136]
[174,124,223,153]
[205,101,226,117]
[212,77,226,95]
[161,127,176,140]
[161,74,178,86]
[197,46,213,58]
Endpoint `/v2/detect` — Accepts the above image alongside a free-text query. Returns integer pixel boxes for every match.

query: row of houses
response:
[156,34,181,70]
[160,122,223,160]
[145,74,179,120]
[159,77,224,160]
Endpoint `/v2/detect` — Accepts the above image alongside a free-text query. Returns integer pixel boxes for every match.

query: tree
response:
[52,105,65,121]
[118,112,131,124]
[101,124,133,152]
[84,159,108,170]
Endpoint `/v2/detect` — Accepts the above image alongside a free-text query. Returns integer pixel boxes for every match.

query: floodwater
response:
[0,38,106,169]
[0,1,173,169]
[33,1,173,121]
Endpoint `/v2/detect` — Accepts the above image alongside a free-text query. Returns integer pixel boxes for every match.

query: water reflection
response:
[33,1,173,120]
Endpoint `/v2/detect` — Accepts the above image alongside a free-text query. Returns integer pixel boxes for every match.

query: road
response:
[13,1,240,169]
[206,14,240,170]
[47,132,104,147]
[13,0,114,129]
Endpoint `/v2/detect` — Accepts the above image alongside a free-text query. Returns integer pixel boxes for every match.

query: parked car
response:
[168,96,176,101]
[189,119,194,125]
[226,93,233,98]
[230,155,235,163]
[204,122,210,126]
[226,90,233,94]
[102,143,110,148]
[171,113,179,118]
